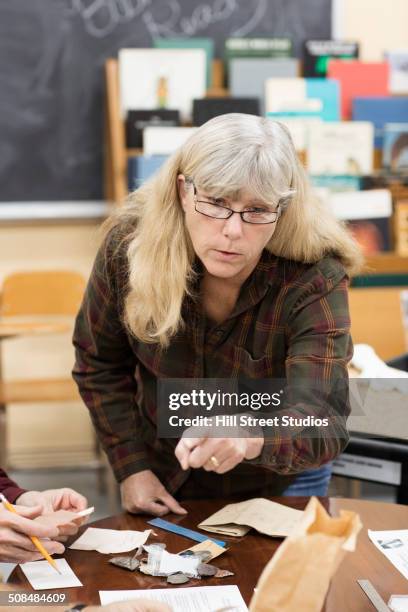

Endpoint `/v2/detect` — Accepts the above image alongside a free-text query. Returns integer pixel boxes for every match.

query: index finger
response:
[6,512,59,539]
[174,437,199,469]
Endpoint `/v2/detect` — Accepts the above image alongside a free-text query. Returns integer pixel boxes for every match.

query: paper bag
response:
[249,497,362,612]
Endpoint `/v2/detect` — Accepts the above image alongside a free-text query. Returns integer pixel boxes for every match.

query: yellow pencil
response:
[0,493,61,574]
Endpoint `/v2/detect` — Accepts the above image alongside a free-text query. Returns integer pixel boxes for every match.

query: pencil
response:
[0,493,62,574]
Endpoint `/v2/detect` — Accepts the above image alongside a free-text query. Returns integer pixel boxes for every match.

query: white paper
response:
[76,506,95,518]
[143,545,199,577]
[70,527,151,554]
[389,595,408,612]
[100,585,248,611]
[19,558,82,591]
[368,529,408,580]
[159,550,199,577]
[0,563,17,582]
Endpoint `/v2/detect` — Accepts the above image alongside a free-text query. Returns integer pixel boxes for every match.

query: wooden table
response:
[6,497,408,610]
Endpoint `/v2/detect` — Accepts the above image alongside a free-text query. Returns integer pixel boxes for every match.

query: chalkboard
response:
[0,0,332,202]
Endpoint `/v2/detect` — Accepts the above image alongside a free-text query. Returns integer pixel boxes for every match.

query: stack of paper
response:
[100,585,248,611]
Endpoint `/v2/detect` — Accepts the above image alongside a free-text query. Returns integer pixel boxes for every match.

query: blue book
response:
[310,175,361,192]
[352,97,408,148]
[128,155,168,191]
[154,38,214,89]
[305,79,340,121]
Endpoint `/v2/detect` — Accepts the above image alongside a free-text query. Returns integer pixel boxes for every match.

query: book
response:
[303,40,359,77]
[264,78,306,114]
[118,49,206,122]
[361,173,408,202]
[328,189,393,254]
[225,37,292,82]
[143,126,197,155]
[352,97,408,148]
[327,60,389,120]
[154,38,214,89]
[127,155,168,191]
[306,79,340,121]
[126,110,180,149]
[266,118,322,153]
[192,97,260,126]
[383,123,408,171]
[310,175,361,192]
[384,50,408,94]
[229,58,299,115]
[225,37,293,60]
[267,99,323,119]
[307,122,374,175]
[394,201,408,256]
[265,77,340,121]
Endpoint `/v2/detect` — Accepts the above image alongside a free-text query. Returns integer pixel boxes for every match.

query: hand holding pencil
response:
[0,493,64,568]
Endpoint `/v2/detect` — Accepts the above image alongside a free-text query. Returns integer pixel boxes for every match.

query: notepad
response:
[20,558,82,590]
[70,527,151,554]
[0,562,17,583]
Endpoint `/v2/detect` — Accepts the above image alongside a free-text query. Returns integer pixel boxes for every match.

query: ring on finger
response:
[209,455,220,469]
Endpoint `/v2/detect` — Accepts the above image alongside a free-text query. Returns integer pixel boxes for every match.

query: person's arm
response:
[0,469,26,503]
[72,231,186,516]
[250,273,352,474]
[72,233,150,482]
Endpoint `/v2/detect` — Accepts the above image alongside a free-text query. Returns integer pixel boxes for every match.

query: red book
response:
[327,60,389,120]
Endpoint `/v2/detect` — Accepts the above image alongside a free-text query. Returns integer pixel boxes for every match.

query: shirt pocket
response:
[232,346,273,378]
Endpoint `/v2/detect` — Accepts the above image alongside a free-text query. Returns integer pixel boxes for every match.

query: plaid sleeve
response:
[251,273,352,474]
[72,232,151,482]
[0,469,26,503]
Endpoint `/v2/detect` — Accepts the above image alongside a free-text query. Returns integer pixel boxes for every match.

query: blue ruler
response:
[148,517,226,548]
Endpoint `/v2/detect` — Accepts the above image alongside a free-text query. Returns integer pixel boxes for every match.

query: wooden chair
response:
[0,270,118,508]
[348,287,407,362]
[0,271,118,502]
[0,271,84,405]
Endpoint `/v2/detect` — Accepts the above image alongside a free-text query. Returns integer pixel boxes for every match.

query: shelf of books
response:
[105,37,408,276]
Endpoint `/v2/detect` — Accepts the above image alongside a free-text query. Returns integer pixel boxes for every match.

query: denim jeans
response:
[281,462,333,496]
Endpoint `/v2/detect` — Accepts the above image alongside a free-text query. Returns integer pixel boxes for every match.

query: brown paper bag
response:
[249,497,362,612]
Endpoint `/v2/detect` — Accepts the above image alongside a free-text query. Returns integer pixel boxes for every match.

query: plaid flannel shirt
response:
[73,230,352,497]
[0,469,26,502]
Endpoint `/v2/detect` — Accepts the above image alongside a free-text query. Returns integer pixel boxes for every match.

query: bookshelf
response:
[104,58,408,276]
[104,58,226,206]
[364,253,408,274]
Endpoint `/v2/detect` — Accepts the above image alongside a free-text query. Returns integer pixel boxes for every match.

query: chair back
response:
[348,287,407,361]
[0,271,85,317]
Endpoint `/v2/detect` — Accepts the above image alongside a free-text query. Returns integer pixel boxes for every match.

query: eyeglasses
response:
[191,183,280,225]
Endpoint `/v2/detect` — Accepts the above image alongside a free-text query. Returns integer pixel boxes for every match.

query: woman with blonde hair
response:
[73,114,362,515]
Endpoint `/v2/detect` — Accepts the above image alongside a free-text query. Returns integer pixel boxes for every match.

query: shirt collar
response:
[189,249,279,318]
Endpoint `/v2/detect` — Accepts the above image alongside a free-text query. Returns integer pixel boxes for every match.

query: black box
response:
[126,110,180,148]
[192,98,260,126]
[303,40,359,77]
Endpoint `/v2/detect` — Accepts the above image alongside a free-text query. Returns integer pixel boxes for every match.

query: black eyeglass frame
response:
[190,181,280,225]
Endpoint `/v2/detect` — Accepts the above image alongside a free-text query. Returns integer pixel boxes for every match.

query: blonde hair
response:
[103,114,363,347]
